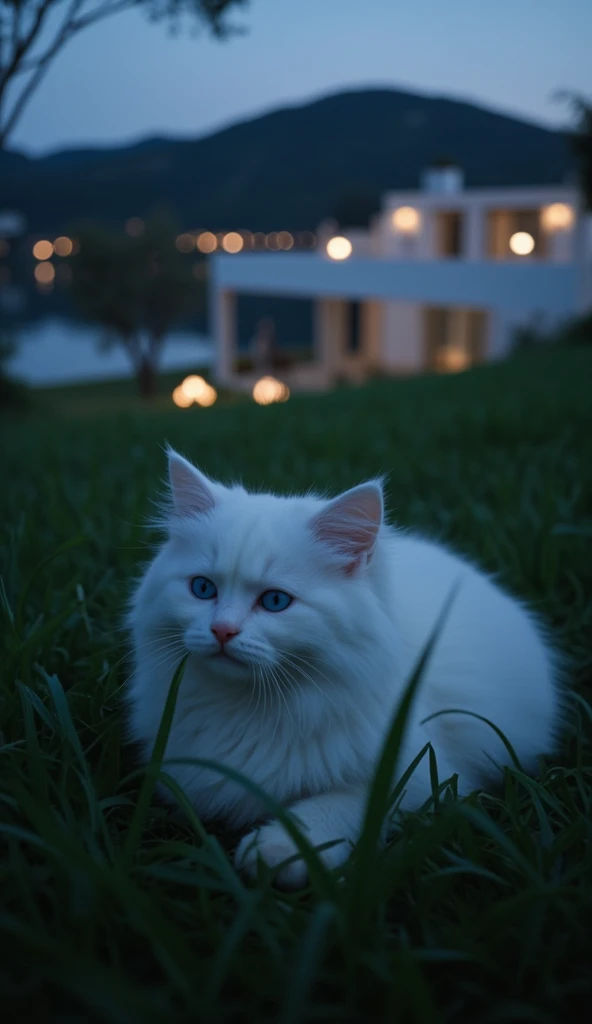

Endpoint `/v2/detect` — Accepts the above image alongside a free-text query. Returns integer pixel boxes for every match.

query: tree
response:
[71,213,199,397]
[0,0,247,148]
[557,92,592,211]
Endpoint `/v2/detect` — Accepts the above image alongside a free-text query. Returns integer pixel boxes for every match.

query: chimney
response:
[421,162,464,195]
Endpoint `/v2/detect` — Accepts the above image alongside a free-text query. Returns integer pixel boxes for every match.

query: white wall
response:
[381,303,424,371]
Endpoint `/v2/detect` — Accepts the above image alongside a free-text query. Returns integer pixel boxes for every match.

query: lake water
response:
[7,317,215,386]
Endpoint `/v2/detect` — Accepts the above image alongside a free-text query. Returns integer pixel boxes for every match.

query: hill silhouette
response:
[0,88,573,235]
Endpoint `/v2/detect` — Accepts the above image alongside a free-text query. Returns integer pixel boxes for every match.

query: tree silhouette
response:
[71,213,199,397]
[0,0,247,148]
[557,92,592,210]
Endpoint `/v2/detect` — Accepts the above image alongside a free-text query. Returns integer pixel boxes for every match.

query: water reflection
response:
[7,317,214,386]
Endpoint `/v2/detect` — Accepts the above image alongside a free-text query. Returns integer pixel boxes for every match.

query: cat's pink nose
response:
[211,623,240,646]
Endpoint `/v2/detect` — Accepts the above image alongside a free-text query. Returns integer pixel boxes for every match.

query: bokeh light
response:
[33,239,54,260]
[391,206,421,234]
[252,376,290,406]
[125,217,145,238]
[254,232,267,249]
[540,203,574,232]
[266,232,279,251]
[172,385,193,408]
[195,384,217,407]
[509,231,535,256]
[53,236,73,257]
[173,375,218,408]
[326,236,352,260]
[277,231,294,250]
[175,233,194,253]
[222,232,244,254]
[197,231,217,253]
[34,262,55,284]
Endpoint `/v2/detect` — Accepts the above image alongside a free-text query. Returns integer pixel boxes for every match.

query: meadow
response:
[1,346,591,1023]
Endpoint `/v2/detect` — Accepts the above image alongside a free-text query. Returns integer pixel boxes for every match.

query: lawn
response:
[1,346,591,1023]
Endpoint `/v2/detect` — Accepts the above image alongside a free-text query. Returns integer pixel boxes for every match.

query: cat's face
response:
[145,450,384,685]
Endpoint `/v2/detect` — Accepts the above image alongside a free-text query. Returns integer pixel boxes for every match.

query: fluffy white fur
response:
[126,449,563,888]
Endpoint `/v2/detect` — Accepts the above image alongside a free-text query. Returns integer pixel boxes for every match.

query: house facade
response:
[210,169,591,391]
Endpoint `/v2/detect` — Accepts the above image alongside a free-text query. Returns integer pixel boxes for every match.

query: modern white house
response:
[210,168,592,391]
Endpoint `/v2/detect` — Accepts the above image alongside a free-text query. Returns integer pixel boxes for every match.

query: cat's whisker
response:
[269,663,298,732]
[278,653,343,716]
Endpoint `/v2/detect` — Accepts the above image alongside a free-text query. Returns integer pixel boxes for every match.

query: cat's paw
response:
[234,821,350,889]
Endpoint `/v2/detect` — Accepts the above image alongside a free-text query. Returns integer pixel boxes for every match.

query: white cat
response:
[126,448,563,888]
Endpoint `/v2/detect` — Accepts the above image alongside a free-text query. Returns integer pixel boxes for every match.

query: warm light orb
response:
[53,235,73,257]
[540,203,574,232]
[180,374,208,400]
[195,384,217,407]
[222,232,244,254]
[392,206,421,234]
[175,233,194,253]
[34,262,55,284]
[125,217,145,238]
[172,385,193,408]
[277,231,294,250]
[197,231,217,254]
[326,236,352,261]
[509,231,535,256]
[253,376,290,406]
[174,375,218,408]
[33,239,53,261]
[440,347,470,373]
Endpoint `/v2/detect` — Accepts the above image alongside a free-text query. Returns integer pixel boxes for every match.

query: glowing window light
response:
[196,231,217,253]
[33,239,53,260]
[540,203,574,232]
[125,217,145,238]
[326,236,352,260]
[175,233,194,253]
[34,262,55,284]
[391,206,421,234]
[277,231,294,250]
[53,236,73,257]
[222,231,244,254]
[440,347,470,373]
[172,385,193,408]
[252,376,290,406]
[509,231,535,256]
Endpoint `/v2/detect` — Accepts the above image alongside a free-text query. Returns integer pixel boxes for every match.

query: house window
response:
[435,211,464,257]
[424,307,486,372]
[487,210,546,259]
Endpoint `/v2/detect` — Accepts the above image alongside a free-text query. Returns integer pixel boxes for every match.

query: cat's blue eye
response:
[259,590,293,613]
[190,576,217,600]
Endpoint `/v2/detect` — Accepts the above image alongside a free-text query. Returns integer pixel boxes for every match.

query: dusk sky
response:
[10,0,592,154]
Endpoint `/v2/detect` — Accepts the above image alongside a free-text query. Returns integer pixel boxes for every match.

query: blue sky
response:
[10,0,592,154]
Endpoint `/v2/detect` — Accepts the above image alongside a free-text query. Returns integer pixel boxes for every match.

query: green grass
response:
[1,347,591,1023]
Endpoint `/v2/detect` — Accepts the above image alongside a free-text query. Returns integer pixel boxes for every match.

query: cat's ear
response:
[167,448,217,517]
[310,481,383,570]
